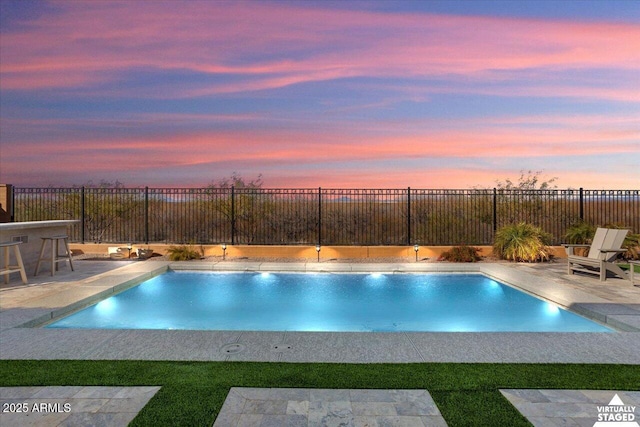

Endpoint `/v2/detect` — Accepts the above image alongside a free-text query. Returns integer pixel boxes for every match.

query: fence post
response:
[492,188,497,233]
[407,187,411,245]
[81,186,85,243]
[144,186,149,244]
[579,187,584,221]
[318,187,322,246]
[231,186,236,245]
[10,184,15,222]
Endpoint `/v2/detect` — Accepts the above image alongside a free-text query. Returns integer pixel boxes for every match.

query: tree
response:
[206,174,264,243]
[492,170,563,242]
[494,170,558,190]
[63,180,142,243]
[208,173,263,189]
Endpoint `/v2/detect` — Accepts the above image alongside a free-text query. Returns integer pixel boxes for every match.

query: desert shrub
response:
[493,223,552,262]
[564,221,596,244]
[166,245,202,261]
[603,224,639,260]
[439,245,481,262]
[563,221,596,256]
[623,232,640,260]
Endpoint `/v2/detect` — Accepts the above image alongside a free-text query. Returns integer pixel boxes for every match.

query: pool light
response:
[127,243,132,258]
[95,298,116,313]
[544,302,561,316]
[316,245,321,262]
[414,244,419,262]
[222,243,227,260]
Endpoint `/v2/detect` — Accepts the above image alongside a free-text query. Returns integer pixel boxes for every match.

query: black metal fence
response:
[11,187,640,245]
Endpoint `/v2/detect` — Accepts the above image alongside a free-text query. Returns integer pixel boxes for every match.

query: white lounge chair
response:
[564,228,629,281]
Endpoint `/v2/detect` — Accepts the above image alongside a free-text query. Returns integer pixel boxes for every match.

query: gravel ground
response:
[73,252,505,264]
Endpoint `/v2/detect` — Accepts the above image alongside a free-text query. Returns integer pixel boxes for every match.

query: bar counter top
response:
[0,220,79,231]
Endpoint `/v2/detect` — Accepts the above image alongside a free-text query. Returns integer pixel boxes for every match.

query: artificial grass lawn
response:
[621,263,640,273]
[1,361,639,426]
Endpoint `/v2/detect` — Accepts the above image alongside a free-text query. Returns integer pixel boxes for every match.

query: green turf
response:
[1,361,639,426]
[620,263,640,273]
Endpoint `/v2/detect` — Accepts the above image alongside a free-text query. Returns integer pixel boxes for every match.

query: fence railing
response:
[11,187,640,246]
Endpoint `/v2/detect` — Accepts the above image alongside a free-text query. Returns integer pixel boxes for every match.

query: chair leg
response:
[13,245,27,284]
[51,238,56,276]
[3,247,8,285]
[34,238,48,276]
[605,262,630,281]
[62,237,74,271]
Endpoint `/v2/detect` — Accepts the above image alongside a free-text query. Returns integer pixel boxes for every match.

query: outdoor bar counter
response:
[0,220,79,277]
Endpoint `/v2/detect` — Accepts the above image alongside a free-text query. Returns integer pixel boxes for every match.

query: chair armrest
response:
[563,244,591,256]
[597,249,627,261]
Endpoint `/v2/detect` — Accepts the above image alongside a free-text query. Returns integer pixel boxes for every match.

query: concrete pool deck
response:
[1,259,639,364]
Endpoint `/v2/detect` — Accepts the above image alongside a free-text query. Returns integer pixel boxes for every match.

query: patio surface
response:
[1,258,639,363]
[2,386,638,426]
[1,258,639,426]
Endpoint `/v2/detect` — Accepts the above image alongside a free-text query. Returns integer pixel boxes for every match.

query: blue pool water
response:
[47,272,611,332]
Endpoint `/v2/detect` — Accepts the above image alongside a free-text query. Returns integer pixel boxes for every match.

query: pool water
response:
[47,272,611,332]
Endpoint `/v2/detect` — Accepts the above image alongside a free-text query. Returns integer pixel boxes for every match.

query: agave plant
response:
[493,223,552,262]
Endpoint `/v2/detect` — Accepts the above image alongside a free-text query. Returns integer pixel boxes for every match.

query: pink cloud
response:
[1,1,638,101]
[3,121,637,182]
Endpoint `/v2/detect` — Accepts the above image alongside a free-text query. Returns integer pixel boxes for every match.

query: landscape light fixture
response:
[316,245,321,262]
[414,244,419,262]
[127,243,132,259]
[222,243,227,260]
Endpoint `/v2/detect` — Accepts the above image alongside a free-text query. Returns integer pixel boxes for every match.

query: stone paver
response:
[212,388,448,427]
[0,386,160,427]
[501,389,640,427]
[3,386,639,427]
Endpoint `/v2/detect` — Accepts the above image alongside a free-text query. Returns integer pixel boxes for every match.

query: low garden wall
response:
[69,243,570,261]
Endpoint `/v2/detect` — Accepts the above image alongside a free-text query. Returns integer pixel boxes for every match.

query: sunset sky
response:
[1,0,638,189]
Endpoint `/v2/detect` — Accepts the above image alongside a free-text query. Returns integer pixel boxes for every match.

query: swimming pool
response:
[47,271,611,332]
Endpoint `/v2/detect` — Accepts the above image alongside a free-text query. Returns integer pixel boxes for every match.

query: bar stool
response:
[0,241,28,284]
[34,235,75,276]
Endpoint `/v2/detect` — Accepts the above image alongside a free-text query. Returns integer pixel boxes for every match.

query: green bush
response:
[493,223,552,262]
[166,245,202,261]
[439,245,481,262]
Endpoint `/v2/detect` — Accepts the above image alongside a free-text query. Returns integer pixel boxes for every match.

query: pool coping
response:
[1,261,639,364]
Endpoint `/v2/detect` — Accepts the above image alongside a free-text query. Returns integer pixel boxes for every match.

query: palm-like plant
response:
[493,223,552,262]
